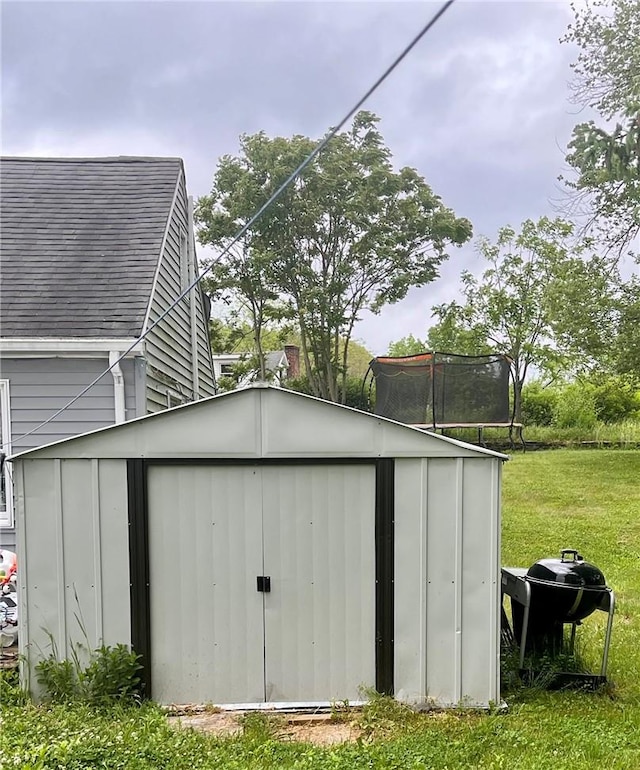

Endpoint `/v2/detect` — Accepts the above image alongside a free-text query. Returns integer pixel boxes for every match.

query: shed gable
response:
[10,386,506,461]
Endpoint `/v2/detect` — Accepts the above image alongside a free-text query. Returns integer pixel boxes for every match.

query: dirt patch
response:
[279,713,362,746]
[168,710,363,746]
[168,711,243,738]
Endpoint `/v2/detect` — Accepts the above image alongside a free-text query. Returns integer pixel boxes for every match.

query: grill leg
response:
[569,623,577,654]
[600,590,615,677]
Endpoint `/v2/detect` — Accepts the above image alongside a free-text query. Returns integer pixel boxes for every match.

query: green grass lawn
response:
[2,450,639,769]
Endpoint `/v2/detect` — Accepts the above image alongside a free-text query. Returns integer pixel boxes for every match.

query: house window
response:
[0,381,13,528]
[219,363,237,379]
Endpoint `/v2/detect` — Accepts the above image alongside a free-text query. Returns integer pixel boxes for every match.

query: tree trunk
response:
[514,378,524,423]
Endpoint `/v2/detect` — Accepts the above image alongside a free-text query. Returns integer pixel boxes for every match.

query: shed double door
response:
[147,463,376,705]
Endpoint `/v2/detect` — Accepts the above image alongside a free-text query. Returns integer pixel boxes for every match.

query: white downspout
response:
[188,195,200,400]
[109,351,126,424]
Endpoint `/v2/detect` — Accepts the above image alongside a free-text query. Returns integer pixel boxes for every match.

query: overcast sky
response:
[2,0,586,354]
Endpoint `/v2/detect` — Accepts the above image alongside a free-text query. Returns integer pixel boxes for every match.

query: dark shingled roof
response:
[0,156,182,338]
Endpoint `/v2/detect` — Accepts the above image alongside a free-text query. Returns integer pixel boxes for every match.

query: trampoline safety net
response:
[369,352,512,425]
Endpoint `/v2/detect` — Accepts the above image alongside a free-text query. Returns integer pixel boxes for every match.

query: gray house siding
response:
[144,170,215,412]
[194,294,215,398]
[0,357,140,551]
[0,156,215,550]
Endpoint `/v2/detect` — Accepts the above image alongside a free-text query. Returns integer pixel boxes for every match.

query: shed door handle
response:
[257,576,271,592]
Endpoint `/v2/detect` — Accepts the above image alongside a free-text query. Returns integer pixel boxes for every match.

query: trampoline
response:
[364,352,525,449]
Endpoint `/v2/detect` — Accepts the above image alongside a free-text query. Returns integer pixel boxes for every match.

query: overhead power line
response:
[4,0,457,452]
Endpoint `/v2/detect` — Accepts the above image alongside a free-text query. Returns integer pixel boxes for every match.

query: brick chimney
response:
[284,345,300,380]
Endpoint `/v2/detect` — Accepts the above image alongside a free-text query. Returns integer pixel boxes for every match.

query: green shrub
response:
[591,376,640,423]
[341,375,370,410]
[357,687,420,738]
[552,383,597,429]
[35,642,141,704]
[35,656,79,702]
[521,381,557,426]
[285,375,314,396]
[84,644,142,702]
[0,668,29,706]
[239,710,282,742]
[286,375,370,410]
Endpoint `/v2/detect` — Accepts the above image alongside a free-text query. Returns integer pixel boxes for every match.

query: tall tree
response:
[196,111,472,403]
[387,334,428,357]
[614,277,640,377]
[426,309,493,356]
[424,218,617,420]
[388,322,492,357]
[562,0,640,253]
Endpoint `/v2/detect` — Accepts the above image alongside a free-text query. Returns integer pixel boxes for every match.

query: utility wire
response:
[4,0,457,452]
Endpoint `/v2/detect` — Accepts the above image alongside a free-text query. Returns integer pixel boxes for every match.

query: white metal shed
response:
[11,384,507,708]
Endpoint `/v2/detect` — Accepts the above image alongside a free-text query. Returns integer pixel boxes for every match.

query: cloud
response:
[1,0,582,354]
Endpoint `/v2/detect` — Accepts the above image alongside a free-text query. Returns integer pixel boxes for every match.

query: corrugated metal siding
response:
[393,458,428,704]
[460,458,501,704]
[17,458,130,695]
[22,387,501,461]
[147,465,265,705]
[262,465,376,703]
[146,463,376,705]
[394,457,500,707]
[15,388,503,708]
[144,173,215,412]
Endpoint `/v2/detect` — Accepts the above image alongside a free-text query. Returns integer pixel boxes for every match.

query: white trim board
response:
[0,379,13,527]
[1,339,144,356]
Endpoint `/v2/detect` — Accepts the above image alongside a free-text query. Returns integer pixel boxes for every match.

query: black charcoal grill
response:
[501,549,615,688]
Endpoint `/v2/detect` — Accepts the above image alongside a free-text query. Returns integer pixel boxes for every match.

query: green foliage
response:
[387,334,428,357]
[523,418,640,446]
[562,0,640,252]
[426,307,492,356]
[4,457,640,769]
[427,217,613,419]
[239,711,282,742]
[591,375,640,422]
[196,110,471,403]
[35,656,78,703]
[210,318,373,386]
[83,645,143,702]
[340,376,370,411]
[285,375,314,396]
[287,374,369,410]
[356,688,421,739]
[521,381,557,426]
[35,641,141,704]
[522,377,640,428]
[208,316,303,361]
[552,383,598,430]
[613,277,640,377]
[563,0,640,120]
[564,109,640,253]
[0,669,29,706]
[344,339,376,379]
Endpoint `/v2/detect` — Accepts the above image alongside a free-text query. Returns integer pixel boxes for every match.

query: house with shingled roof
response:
[0,156,216,547]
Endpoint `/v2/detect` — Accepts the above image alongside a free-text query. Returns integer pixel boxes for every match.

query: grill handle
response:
[561,549,583,563]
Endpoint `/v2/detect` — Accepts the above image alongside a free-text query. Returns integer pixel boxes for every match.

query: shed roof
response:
[9,385,508,461]
[0,156,182,339]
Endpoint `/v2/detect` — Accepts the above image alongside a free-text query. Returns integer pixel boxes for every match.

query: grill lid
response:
[527,549,606,590]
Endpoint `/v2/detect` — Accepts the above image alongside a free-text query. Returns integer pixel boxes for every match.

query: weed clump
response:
[35,640,141,704]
